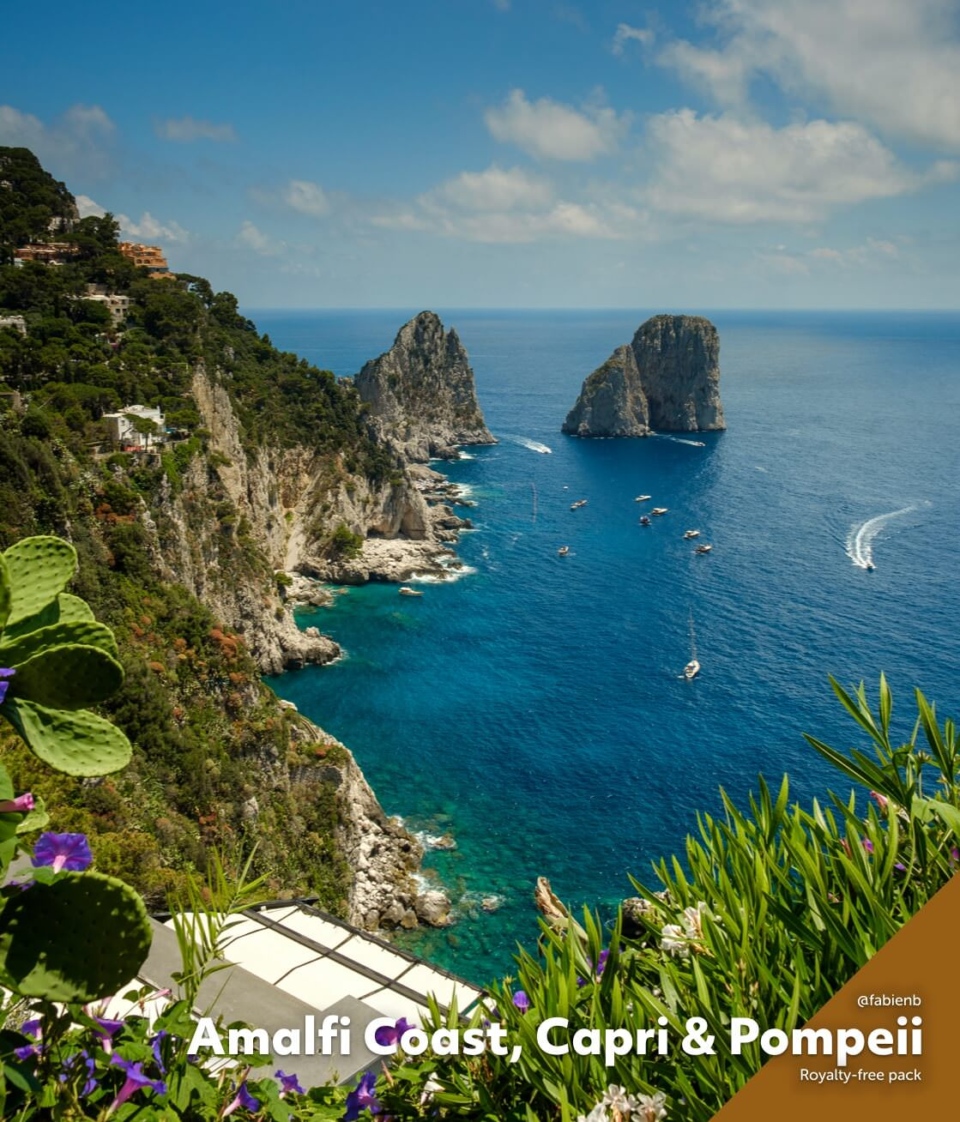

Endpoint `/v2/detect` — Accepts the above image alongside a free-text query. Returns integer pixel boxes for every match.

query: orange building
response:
[118,242,174,277]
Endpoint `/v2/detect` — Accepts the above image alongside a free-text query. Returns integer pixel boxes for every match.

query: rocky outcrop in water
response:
[355,311,496,461]
[562,314,725,437]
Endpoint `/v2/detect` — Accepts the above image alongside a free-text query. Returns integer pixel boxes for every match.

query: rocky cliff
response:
[562,314,725,437]
[355,311,496,461]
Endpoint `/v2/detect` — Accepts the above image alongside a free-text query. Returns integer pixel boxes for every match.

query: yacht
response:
[683,659,701,681]
[694,543,713,554]
[683,530,700,539]
[570,499,588,510]
[398,586,423,596]
[634,494,651,502]
[558,546,570,556]
[651,507,668,516]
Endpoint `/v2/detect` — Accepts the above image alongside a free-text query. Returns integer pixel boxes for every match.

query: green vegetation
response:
[0,147,384,913]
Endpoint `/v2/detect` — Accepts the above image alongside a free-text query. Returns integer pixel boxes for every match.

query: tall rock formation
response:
[562,314,725,437]
[355,311,496,461]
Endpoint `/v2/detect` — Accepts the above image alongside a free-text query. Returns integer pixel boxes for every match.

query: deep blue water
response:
[257,309,960,985]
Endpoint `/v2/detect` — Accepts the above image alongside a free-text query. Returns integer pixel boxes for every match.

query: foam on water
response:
[845,505,921,570]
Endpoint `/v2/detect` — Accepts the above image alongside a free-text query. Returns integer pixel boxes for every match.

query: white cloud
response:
[484,89,629,161]
[118,212,189,242]
[155,116,236,143]
[761,237,904,274]
[76,194,106,218]
[0,103,115,178]
[428,166,553,212]
[645,110,957,223]
[237,220,283,255]
[371,164,648,244]
[612,23,654,57]
[281,179,331,216]
[659,0,960,150]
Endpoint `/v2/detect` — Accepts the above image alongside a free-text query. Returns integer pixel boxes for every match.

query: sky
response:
[2,0,959,309]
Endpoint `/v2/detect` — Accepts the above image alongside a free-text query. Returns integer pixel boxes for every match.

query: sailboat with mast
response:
[683,611,700,680]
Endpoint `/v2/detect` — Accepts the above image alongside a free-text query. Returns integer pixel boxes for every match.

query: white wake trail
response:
[500,433,553,454]
[845,505,916,570]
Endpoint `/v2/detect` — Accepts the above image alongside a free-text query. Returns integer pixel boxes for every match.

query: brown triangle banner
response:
[711,874,960,1121]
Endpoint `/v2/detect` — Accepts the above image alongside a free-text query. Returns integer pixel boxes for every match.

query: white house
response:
[102,404,166,449]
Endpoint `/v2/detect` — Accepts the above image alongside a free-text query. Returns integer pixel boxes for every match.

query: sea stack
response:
[562,314,725,436]
[355,311,496,461]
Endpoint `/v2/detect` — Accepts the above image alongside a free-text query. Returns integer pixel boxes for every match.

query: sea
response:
[257,309,960,987]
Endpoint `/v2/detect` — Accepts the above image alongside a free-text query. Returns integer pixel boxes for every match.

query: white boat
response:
[683,529,700,539]
[694,543,712,554]
[651,507,668,516]
[570,499,588,510]
[634,494,651,502]
[558,546,569,556]
[682,611,700,679]
[398,586,423,597]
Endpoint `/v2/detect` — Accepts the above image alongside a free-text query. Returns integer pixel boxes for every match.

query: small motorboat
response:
[639,516,651,526]
[651,507,668,516]
[691,440,706,447]
[398,586,423,596]
[694,544,712,554]
[683,659,701,681]
[558,546,570,556]
[570,499,588,510]
[634,494,652,502]
[683,530,700,539]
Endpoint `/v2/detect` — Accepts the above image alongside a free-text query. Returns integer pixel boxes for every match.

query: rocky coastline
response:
[226,310,492,934]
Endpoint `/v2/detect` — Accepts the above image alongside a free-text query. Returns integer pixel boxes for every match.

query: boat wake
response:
[658,435,707,447]
[501,433,553,454]
[845,505,920,570]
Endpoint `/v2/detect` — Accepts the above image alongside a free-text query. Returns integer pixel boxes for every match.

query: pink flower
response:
[0,793,34,814]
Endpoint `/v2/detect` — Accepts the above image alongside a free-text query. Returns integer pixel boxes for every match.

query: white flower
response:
[576,1105,610,1122]
[602,1085,639,1114]
[636,1090,668,1121]
[418,1075,443,1108]
[681,902,709,940]
[660,923,690,958]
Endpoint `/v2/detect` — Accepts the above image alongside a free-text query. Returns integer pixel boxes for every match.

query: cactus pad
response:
[8,644,124,710]
[0,621,120,667]
[0,872,152,1002]
[1,698,132,776]
[1,538,77,628]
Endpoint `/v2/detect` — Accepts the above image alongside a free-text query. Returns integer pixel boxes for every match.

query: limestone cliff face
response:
[355,311,496,461]
[562,314,726,437]
[561,345,649,437]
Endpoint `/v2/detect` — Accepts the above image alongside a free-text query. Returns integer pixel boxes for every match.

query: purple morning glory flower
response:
[60,1050,98,1097]
[222,1081,260,1117]
[0,792,34,814]
[14,1018,42,1062]
[373,1016,415,1048]
[512,990,530,1013]
[344,1070,381,1120]
[0,668,14,705]
[276,1069,305,1096]
[94,1017,125,1053]
[150,1029,169,1072]
[109,1055,166,1111]
[32,832,93,873]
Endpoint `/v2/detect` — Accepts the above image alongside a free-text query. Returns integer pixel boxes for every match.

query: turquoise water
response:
[259,309,960,986]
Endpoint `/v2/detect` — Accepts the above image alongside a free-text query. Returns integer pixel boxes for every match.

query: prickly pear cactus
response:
[1,537,77,629]
[0,536,132,775]
[2,699,133,776]
[0,871,152,1002]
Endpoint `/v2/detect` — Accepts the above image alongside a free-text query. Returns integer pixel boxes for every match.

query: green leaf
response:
[1,537,77,628]
[0,871,152,1002]
[0,698,132,776]
[6,643,124,710]
[0,620,120,665]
